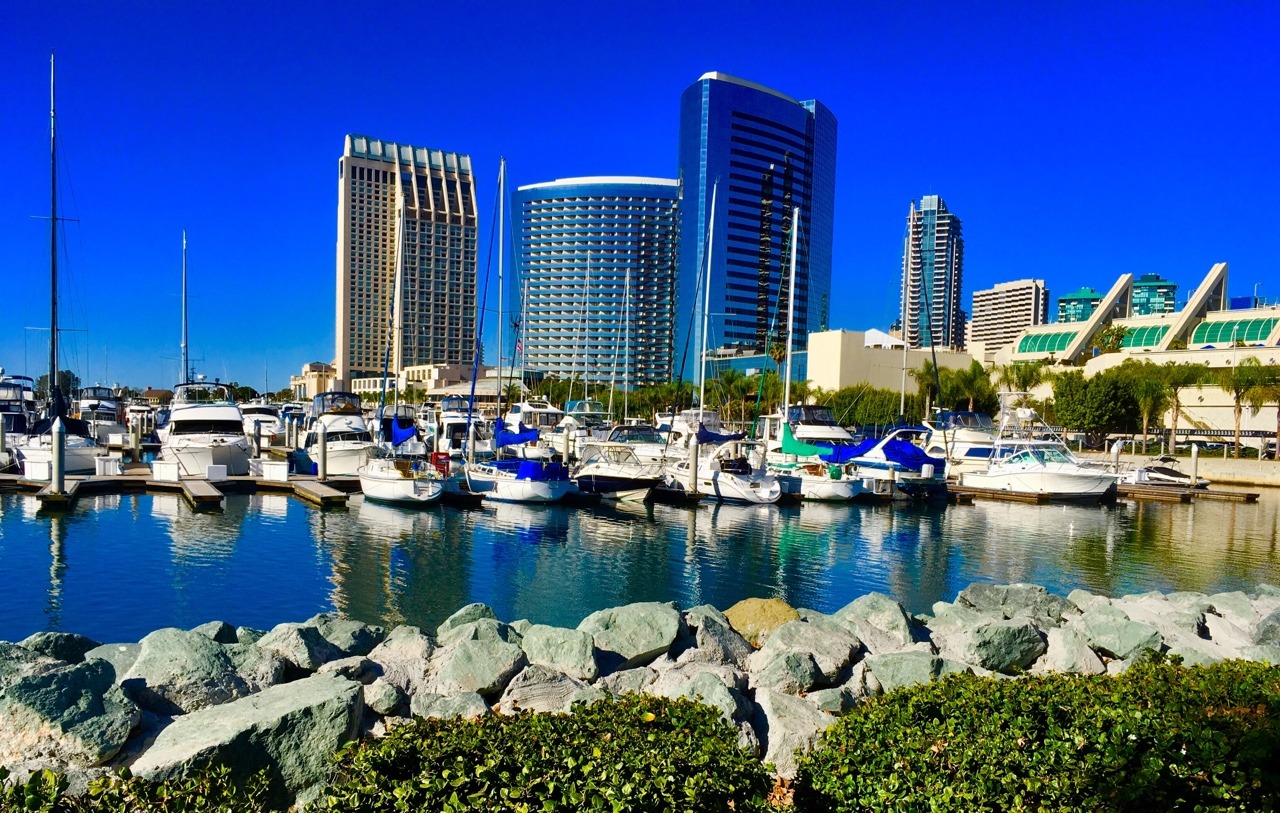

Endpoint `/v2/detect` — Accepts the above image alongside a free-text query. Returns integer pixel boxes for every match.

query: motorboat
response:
[959,399,1116,502]
[303,391,375,475]
[0,380,31,472]
[605,423,676,465]
[922,411,999,478]
[125,400,155,435]
[571,442,664,501]
[429,395,493,459]
[73,385,125,443]
[504,399,565,439]
[562,399,611,432]
[17,416,103,477]
[1117,455,1209,489]
[657,408,725,445]
[463,423,574,503]
[240,402,280,449]
[848,427,949,502]
[275,402,308,447]
[663,432,781,505]
[358,456,445,505]
[159,381,252,477]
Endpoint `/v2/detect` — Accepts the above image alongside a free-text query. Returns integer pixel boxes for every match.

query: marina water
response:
[2,490,1279,644]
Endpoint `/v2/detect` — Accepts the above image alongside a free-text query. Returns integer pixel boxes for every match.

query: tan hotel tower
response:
[335,135,478,387]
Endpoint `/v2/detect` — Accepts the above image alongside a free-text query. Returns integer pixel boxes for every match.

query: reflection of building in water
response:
[248,493,290,519]
[150,493,246,562]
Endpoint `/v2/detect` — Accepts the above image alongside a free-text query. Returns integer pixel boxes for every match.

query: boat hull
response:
[359,462,445,505]
[467,473,574,503]
[573,474,661,502]
[306,443,373,476]
[161,437,252,476]
[18,439,102,476]
[961,468,1116,501]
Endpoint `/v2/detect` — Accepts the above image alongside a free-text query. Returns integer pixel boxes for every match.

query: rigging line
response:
[464,159,503,459]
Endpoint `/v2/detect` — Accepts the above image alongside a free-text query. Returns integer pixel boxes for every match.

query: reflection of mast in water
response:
[46,509,68,629]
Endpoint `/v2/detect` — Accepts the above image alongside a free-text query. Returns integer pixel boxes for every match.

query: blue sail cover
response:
[813,442,861,464]
[696,424,747,444]
[881,439,945,471]
[390,419,416,447]
[495,423,540,448]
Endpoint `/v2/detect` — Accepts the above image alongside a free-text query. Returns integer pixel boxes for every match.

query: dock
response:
[1115,484,1259,504]
[946,484,1054,504]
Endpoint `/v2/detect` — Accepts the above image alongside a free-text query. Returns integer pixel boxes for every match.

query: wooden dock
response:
[1116,484,1259,504]
[946,484,1054,504]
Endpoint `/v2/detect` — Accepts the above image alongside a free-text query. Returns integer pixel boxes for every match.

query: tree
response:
[952,360,995,412]
[1092,325,1130,354]
[997,362,1045,406]
[909,360,940,418]
[1243,362,1280,460]
[1215,356,1267,459]
[36,370,81,403]
[1052,368,1138,445]
[1124,361,1168,454]
[1162,362,1209,455]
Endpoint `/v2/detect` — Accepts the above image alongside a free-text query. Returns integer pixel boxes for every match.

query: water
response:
[1,489,1278,644]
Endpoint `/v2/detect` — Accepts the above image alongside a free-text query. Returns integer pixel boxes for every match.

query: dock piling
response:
[51,417,65,495]
[317,422,327,480]
[253,422,262,457]
[1191,443,1199,485]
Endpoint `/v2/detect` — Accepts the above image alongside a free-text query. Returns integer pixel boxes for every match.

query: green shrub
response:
[794,659,1280,812]
[318,693,772,812]
[0,764,272,812]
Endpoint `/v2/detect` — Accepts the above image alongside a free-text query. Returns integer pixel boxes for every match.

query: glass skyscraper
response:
[901,196,965,349]
[676,73,837,385]
[512,177,680,388]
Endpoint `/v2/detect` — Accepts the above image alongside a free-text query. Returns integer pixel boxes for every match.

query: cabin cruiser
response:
[428,395,493,459]
[74,385,126,443]
[922,411,999,479]
[657,408,726,445]
[571,442,664,501]
[504,399,565,440]
[240,402,280,449]
[0,380,32,472]
[1116,455,1209,489]
[663,432,781,505]
[158,381,252,476]
[959,400,1116,502]
[605,424,675,465]
[848,427,949,502]
[562,399,611,432]
[303,391,375,475]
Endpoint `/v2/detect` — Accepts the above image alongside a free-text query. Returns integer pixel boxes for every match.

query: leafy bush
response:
[0,765,271,813]
[794,660,1280,812]
[318,693,772,812]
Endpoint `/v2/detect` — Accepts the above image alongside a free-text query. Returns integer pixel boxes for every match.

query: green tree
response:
[909,360,939,417]
[1245,364,1280,459]
[1124,360,1169,454]
[1215,356,1267,459]
[952,360,995,412]
[36,370,81,403]
[1053,368,1138,445]
[1162,362,1209,454]
[997,362,1045,406]
[1092,325,1130,354]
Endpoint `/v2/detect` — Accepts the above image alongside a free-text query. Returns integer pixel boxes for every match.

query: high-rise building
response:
[900,195,965,349]
[1057,287,1103,323]
[970,279,1049,352]
[512,177,680,388]
[335,135,478,386]
[676,72,837,385]
[1131,273,1178,316]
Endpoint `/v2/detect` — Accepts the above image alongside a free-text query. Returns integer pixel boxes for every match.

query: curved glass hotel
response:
[512,177,680,388]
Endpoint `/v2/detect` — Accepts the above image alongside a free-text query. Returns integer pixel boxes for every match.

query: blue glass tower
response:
[676,72,837,385]
[512,177,680,388]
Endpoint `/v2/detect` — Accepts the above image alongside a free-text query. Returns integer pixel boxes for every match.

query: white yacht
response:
[605,423,676,465]
[303,391,375,475]
[429,395,493,459]
[571,442,664,501]
[922,411,999,478]
[74,385,125,443]
[159,381,252,476]
[663,436,781,505]
[0,380,32,472]
[358,456,445,505]
[240,402,280,449]
[504,399,565,439]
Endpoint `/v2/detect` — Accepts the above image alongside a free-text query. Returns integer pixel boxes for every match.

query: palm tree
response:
[1162,362,1208,455]
[1216,356,1266,459]
[909,360,939,417]
[952,360,994,412]
[1128,362,1167,455]
[997,362,1045,405]
[1244,363,1280,460]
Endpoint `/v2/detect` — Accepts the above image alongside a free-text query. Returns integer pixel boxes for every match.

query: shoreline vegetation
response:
[2,583,1279,810]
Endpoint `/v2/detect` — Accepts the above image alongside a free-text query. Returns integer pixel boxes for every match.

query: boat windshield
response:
[313,392,362,416]
[170,419,245,435]
[608,425,665,444]
[787,405,837,425]
[940,411,994,430]
[0,384,24,402]
[242,405,279,417]
[79,386,115,400]
[439,395,472,413]
[173,383,233,405]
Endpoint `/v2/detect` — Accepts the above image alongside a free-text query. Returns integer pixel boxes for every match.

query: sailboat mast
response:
[48,52,60,417]
[497,157,505,415]
[181,231,188,382]
[899,200,912,417]
[622,267,631,422]
[782,207,799,417]
[697,182,717,425]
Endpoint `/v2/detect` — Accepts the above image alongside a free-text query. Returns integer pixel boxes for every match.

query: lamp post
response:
[1255,282,1263,308]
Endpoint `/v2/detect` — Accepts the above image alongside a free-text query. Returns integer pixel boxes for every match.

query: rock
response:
[189,621,238,645]
[120,628,249,715]
[0,642,66,687]
[318,656,382,685]
[931,619,1045,674]
[654,669,750,726]
[130,673,362,810]
[305,614,386,657]
[19,632,101,664]
[236,626,266,645]
[1076,610,1163,660]
[753,620,860,685]
[82,644,139,682]
[748,650,822,694]
[362,678,403,717]
[1113,596,1207,638]
[1239,644,1280,664]
[438,618,522,648]
[520,624,598,681]
[929,602,988,628]
[864,651,942,693]
[957,583,1069,628]
[436,603,497,638]
[1067,588,1110,613]
[1252,609,1280,647]
[1033,626,1105,675]
[723,597,800,647]
[1166,592,1215,616]
[367,625,434,695]
[1257,584,1280,599]
[226,644,288,694]
[578,602,681,672]
[410,691,490,720]
[833,593,918,655]
[804,687,856,715]
[509,619,533,635]
[255,623,344,673]
[597,667,656,697]
[0,659,139,767]
[842,660,882,699]
[1210,592,1257,627]
[497,664,589,714]
[430,639,526,697]
[752,688,832,779]
[683,606,753,668]
[1204,613,1254,655]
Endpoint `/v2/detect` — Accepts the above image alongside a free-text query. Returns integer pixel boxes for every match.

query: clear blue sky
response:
[2,2,1276,392]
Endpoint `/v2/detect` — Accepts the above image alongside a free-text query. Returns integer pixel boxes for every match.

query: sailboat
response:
[358,181,444,506]
[464,158,573,503]
[18,54,105,478]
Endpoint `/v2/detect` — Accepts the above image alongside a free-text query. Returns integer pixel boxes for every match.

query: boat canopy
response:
[787,405,838,425]
[495,424,540,448]
[0,384,25,402]
[936,411,995,430]
[79,386,116,400]
[607,424,666,444]
[172,382,233,405]
[312,391,362,416]
[696,424,747,444]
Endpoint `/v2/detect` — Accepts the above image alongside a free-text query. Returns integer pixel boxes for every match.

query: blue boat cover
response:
[495,424,540,448]
[516,460,569,481]
[881,439,945,471]
[696,424,747,444]
[390,419,416,446]
[813,442,861,464]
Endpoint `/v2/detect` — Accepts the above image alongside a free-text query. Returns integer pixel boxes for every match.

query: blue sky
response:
[1,2,1275,392]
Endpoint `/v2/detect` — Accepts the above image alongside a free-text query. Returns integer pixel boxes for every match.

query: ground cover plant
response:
[794,658,1280,812]
[0,764,271,812]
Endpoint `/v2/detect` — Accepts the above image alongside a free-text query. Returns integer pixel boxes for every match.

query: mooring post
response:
[253,422,262,457]
[317,421,328,480]
[51,417,66,494]
[689,434,700,497]
[131,416,142,462]
[1191,442,1199,486]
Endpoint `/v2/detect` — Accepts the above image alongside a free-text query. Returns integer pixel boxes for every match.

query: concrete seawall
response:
[1081,451,1280,488]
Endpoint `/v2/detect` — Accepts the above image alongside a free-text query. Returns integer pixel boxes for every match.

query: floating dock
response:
[1115,484,1259,503]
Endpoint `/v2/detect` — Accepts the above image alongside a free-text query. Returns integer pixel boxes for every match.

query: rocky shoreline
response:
[3,583,1280,807]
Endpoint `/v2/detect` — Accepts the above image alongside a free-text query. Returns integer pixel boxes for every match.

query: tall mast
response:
[697,181,717,425]
[899,200,913,416]
[782,207,799,417]
[622,267,631,422]
[498,158,505,413]
[181,231,188,382]
[48,52,60,417]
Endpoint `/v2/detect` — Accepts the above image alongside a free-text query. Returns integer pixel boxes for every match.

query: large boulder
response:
[1209,591,1257,628]
[956,583,1069,628]
[864,651,942,694]
[304,614,386,657]
[410,691,490,720]
[120,628,249,715]
[0,642,65,687]
[255,623,344,673]
[751,620,860,685]
[0,659,139,767]
[833,593,918,654]
[682,605,753,668]
[129,673,362,810]
[362,679,404,717]
[596,667,656,697]
[650,664,751,726]
[82,644,139,682]
[317,656,382,685]
[748,650,822,694]
[430,639,526,697]
[1032,626,1105,675]
[436,604,498,638]
[367,625,434,695]
[189,621,239,645]
[496,665,594,714]
[1252,609,1280,647]
[520,624,598,681]
[578,602,681,672]
[1075,610,1163,660]
[438,618,522,648]
[752,688,833,779]
[723,598,800,647]
[19,632,101,664]
[931,619,1046,674]
[225,644,288,694]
